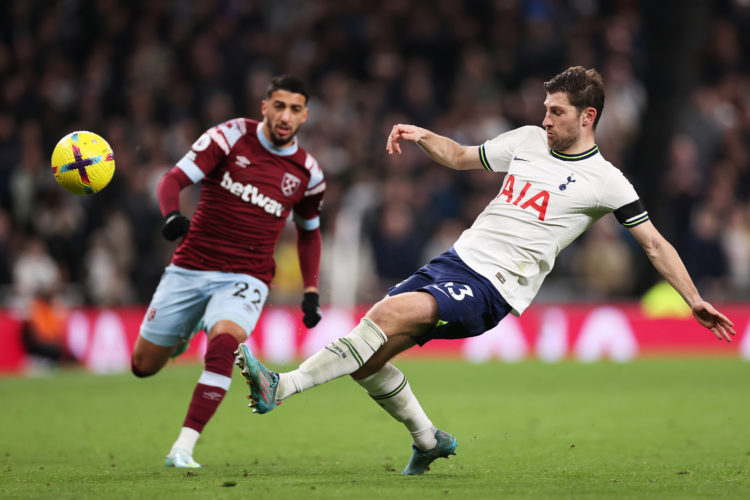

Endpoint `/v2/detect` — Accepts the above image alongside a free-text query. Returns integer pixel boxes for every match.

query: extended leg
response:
[235,291,456,474]
[131,336,175,377]
[277,291,440,400]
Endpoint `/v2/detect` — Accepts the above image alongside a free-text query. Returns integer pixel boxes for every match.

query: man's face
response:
[542,92,586,152]
[261,90,309,147]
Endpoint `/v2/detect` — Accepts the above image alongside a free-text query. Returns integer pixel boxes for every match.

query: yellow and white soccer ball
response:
[51,131,115,195]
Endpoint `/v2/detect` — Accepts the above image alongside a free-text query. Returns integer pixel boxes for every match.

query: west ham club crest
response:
[281,172,301,196]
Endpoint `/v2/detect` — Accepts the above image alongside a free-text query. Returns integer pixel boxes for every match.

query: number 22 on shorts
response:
[233,281,262,312]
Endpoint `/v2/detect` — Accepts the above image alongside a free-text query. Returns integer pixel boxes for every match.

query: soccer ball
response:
[51,131,115,195]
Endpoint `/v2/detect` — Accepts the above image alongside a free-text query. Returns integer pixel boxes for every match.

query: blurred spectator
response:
[369,200,425,292]
[422,218,465,264]
[0,1,747,307]
[572,217,635,299]
[685,204,729,299]
[0,112,20,212]
[20,291,68,371]
[0,208,13,288]
[269,224,307,305]
[84,228,134,307]
[660,134,703,255]
[721,202,750,295]
[596,55,646,167]
[12,236,60,301]
[11,234,69,370]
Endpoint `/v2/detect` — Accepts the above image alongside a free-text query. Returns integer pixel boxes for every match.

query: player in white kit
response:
[235,67,735,474]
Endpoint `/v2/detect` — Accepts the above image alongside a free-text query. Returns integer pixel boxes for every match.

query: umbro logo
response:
[559,174,576,191]
[235,155,251,168]
[203,391,224,401]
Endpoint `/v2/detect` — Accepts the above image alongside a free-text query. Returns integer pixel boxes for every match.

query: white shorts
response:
[139,264,269,347]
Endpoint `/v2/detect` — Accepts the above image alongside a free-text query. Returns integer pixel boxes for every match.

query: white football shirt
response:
[453,125,645,315]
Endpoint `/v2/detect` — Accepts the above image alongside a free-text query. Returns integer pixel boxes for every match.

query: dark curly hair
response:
[544,66,605,128]
[266,75,310,104]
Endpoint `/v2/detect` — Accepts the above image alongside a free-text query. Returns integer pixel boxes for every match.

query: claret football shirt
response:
[170,119,325,284]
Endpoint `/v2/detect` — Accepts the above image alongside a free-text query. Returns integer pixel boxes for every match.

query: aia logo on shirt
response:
[281,172,301,196]
[497,174,550,220]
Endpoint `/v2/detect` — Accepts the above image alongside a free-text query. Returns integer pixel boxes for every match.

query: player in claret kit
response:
[131,75,326,468]
[235,66,736,475]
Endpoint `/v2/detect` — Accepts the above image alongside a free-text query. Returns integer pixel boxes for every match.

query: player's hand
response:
[691,301,735,342]
[386,124,429,155]
[162,210,191,241]
[301,291,322,328]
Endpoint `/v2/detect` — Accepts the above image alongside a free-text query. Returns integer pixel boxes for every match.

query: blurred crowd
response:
[1,0,749,314]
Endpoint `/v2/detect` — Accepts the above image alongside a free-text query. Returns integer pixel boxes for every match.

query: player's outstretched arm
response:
[386,124,482,170]
[690,300,736,342]
[628,221,735,342]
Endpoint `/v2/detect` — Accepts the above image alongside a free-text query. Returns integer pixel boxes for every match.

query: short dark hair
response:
[266,75,309,104]
[544,66,605,128]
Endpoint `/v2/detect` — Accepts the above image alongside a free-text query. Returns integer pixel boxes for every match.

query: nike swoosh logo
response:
[513,156,529,162]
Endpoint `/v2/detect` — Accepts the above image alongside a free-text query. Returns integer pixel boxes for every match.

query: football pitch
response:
[1,359,748,499]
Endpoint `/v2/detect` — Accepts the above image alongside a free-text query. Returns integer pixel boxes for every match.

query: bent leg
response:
[349,295,445,451]
[135,265,209,377]
[131,336,176,377]
[351,336,438,451]
[354,360,438,448]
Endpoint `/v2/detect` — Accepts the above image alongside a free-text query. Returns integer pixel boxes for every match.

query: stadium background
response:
[0,0,749,372]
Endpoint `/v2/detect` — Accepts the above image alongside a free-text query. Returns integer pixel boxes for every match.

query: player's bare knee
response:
[208,320,247,344]
[131,357,155,378]
[367,292,437,335]
[365,298,397,329]
[130,353,162,378]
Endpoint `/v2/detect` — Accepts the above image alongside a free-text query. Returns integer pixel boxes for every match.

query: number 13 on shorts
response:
[429,282,475,301]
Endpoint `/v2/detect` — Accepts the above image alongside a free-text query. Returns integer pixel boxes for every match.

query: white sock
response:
[356,363,437,451]
[171,427,200,455]
[277,318,387,400]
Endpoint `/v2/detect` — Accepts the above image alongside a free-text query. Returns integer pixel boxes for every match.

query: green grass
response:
[1,359,749,499]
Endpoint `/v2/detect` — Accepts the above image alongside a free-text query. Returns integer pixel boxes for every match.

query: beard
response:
[547,128,578,152]
[269,125,299,147]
